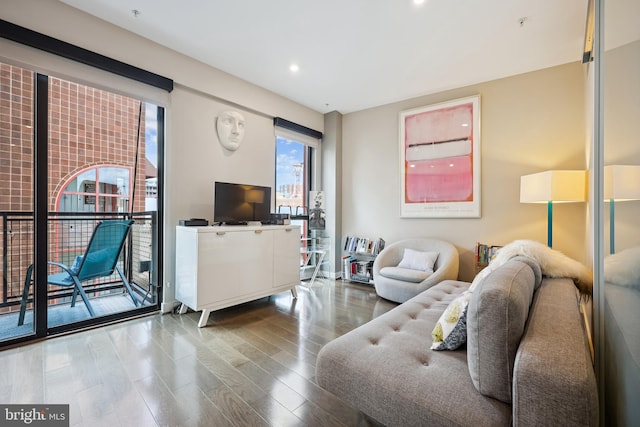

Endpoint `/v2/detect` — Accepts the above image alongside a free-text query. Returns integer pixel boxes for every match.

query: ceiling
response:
[59,0,592,114]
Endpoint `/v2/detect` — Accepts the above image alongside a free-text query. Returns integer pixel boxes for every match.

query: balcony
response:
[0,212,158,341]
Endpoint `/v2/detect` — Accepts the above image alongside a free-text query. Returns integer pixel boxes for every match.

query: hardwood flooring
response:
[0,279,398,427]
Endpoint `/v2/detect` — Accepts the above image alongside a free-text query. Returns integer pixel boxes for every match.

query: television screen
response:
[214,182,272,224]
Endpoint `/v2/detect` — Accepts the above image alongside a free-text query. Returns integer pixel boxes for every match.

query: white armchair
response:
[372,238,459,303]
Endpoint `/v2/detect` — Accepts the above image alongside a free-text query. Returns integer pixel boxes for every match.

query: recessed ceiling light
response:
[461,123,469,127]
[414,0,426,5]
[289,64,299,73]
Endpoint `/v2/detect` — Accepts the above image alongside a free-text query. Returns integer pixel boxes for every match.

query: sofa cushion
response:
[513,278,599,425]
[470,255,542,293]
[397,248,439,272]
[379,266,431,283]
[505,255,543,289]
[467,259,537,403]
[469,264,493,291]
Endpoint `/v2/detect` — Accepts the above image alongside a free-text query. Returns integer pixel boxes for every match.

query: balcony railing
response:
[0,211,157,316]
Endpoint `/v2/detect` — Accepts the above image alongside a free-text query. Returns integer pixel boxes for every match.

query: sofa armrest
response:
[512,278,598,426]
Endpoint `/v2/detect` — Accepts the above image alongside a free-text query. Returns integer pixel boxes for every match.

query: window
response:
[57,166,130,212]
[274,122,321,220]
[274,124,322,281]
[275,137,310,216]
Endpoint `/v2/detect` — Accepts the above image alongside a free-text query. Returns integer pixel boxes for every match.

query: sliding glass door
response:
[0,63,162,345]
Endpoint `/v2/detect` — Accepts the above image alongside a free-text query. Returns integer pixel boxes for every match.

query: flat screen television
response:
[213,181,272,225]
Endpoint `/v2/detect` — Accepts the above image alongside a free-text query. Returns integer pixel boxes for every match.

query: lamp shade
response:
[245,189,265,203]
[520,170,587,203]
[604,165,640,201]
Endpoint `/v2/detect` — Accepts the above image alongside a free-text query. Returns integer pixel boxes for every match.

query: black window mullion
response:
[155,106,164,305]
[34,73,48,337]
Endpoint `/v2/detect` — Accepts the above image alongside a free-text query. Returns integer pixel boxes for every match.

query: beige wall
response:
[343,62,587,281]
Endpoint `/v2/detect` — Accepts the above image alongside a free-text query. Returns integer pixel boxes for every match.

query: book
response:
[475,242,502,265]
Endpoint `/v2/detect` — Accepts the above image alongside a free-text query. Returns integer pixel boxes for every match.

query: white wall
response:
[2,0,325,309]
[343,62,588,281]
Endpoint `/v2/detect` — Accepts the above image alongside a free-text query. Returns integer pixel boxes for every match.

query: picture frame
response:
[399,95,481,218]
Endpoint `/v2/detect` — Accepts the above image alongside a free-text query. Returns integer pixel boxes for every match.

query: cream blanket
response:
[490,240,593,296]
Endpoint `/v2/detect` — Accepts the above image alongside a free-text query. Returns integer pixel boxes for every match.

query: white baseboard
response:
[161,301,179,313]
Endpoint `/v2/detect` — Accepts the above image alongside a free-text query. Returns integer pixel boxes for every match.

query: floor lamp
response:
[520,170,587,247]
[604,165,640,254]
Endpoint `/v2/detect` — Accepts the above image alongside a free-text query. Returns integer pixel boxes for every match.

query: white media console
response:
[175,224,301,327]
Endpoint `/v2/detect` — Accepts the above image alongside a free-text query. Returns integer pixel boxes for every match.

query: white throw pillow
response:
[431,291,472,350]
[397,249,439,272]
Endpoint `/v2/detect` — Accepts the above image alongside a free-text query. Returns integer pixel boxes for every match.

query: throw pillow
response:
[431,291,472,351]
[467,259,536,403]
[397,248,439,272]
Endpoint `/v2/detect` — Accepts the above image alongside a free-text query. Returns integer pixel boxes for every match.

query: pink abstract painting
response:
[404,102,474,203]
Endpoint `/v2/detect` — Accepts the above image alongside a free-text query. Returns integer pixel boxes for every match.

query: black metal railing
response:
[0,211,157,314]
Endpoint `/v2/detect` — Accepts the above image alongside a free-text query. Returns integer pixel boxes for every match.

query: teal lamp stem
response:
[610,199,615,254]
[547,201,553,247]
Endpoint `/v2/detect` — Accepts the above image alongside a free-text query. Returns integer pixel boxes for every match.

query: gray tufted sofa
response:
[316,257,598,426]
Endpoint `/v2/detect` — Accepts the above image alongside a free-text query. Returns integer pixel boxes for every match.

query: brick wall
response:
[0,63,147,213]
[0,63,33,211]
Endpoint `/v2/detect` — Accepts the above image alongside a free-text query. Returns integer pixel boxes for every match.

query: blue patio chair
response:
[18,220,139,326]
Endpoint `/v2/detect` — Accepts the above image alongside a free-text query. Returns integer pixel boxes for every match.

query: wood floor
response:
[0,279,398,427]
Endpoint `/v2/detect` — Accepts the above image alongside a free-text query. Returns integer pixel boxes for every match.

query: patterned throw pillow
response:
[431,291,472,350]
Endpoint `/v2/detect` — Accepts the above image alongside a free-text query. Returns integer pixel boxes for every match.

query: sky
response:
[145,102,158,167]
[276,137,304,188]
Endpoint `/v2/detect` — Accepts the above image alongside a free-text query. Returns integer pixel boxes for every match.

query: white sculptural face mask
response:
[216,110,245,151]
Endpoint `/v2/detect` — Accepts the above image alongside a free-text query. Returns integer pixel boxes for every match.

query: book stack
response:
[475,242,502,272]
[343,236,386,255]
[342,257,374,283]
[342,235,385,284]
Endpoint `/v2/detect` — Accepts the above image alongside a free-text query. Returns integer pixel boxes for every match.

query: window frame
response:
[56,165,133,213]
